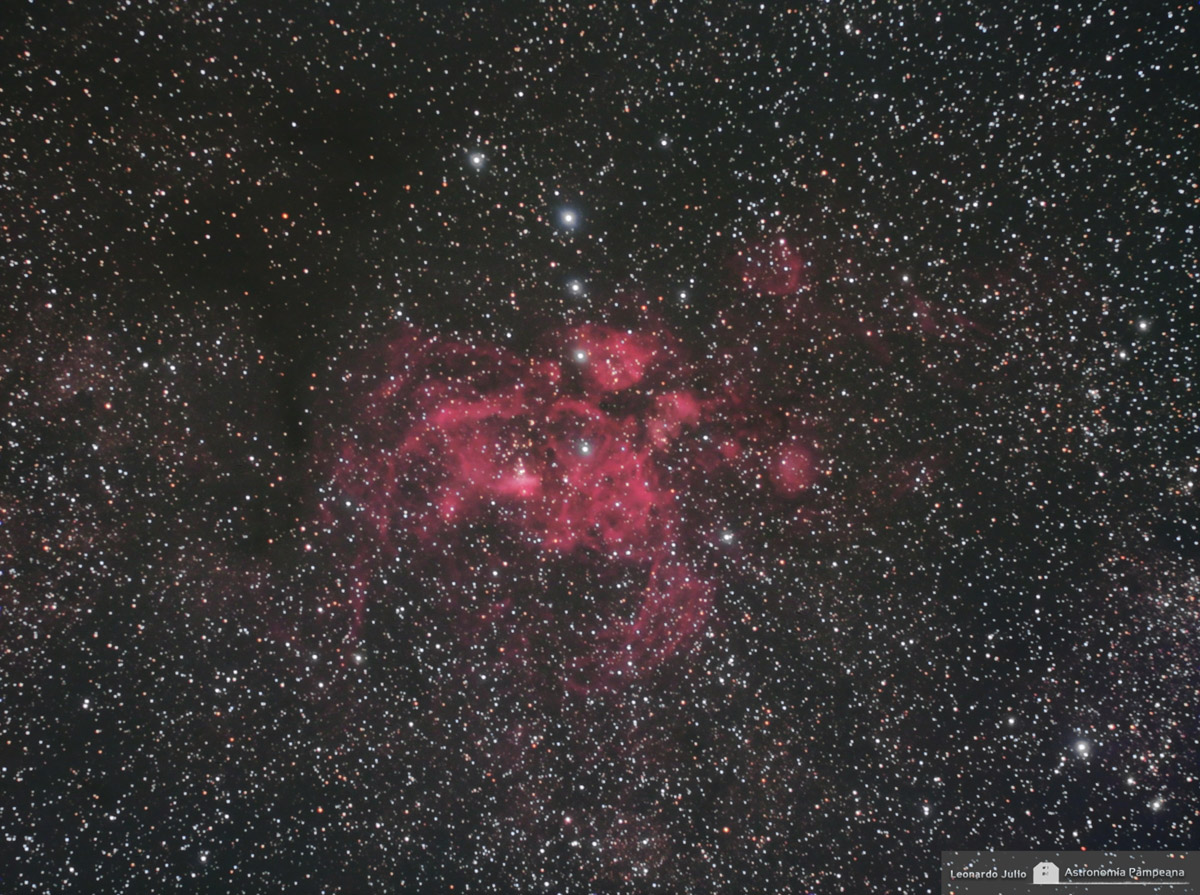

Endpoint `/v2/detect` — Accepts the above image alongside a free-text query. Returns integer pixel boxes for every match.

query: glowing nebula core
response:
[326,318,818,690]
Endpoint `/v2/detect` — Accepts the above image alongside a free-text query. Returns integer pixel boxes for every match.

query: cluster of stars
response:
[3,1,1197,893]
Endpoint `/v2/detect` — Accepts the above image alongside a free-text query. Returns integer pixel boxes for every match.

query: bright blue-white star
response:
[557,207,581,231]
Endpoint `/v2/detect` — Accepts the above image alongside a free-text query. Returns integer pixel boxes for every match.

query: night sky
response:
[3,2,1198,892]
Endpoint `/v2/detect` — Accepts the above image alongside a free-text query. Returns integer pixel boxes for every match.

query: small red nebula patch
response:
[770,444,815,496]
[568,324,662,393]
[648,391,701,447]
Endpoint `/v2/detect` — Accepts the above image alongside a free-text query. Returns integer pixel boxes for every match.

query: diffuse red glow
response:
[321,238,996,687]
[732,237,808,297]
[327,320,817,689]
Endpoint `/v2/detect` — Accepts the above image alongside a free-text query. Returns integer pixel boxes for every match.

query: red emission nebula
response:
[325,313,820,692]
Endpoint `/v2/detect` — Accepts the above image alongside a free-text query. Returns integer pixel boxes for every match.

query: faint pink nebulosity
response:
[732,236,807,296]
[564,560,713,693]
[568,323,662,392]
[325,320,817,689]
[770,443,816,496]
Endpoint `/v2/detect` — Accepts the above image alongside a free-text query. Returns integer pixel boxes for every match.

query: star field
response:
[3,2,1198,892]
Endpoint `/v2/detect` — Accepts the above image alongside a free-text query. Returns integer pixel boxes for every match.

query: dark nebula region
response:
[4,2,1199,893]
